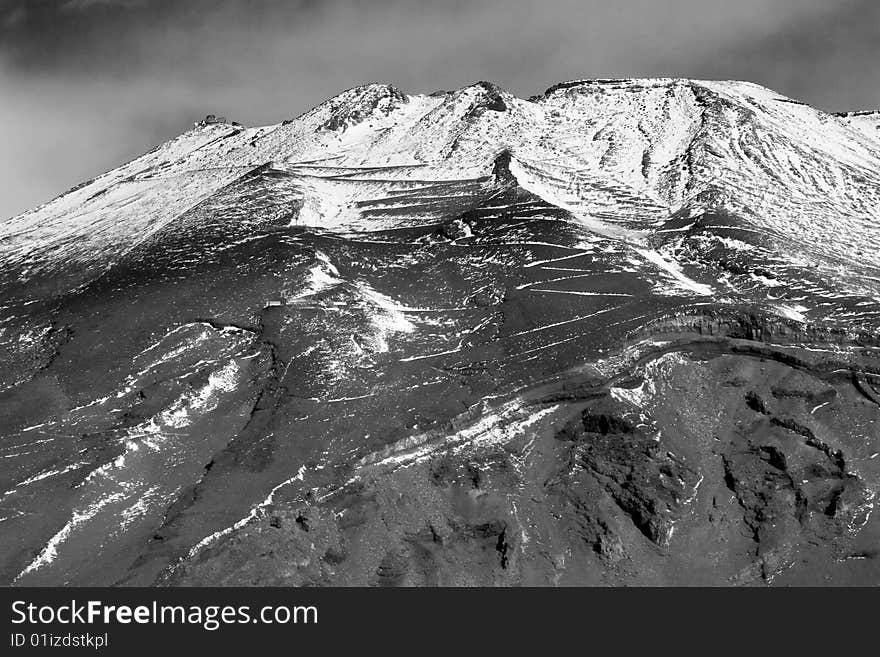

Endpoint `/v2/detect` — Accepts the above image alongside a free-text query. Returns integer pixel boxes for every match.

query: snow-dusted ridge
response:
[2,77,880,319]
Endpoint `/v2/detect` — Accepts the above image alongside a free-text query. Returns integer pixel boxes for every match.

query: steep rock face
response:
[1,78,879,586]
[168,345,880,586]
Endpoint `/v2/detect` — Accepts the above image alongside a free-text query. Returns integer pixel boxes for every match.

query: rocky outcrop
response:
[634,309,880,347]
[167,337,880,586]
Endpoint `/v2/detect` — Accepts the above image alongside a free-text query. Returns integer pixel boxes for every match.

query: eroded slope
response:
[1,78,879,585]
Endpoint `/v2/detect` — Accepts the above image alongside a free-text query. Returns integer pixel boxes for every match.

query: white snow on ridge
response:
[635,248,713,296]
[12,325,257,582]
[15,491,128,581]
[295,251,343,298]
[775,304,809,323]
[357,284,416,335]
[3,77,880,315]
[362,400,563,470]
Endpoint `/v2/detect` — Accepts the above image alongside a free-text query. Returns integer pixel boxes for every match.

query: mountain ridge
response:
[1,77,879,586]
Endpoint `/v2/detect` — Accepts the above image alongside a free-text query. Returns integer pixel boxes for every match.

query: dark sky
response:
[1,0,878,219]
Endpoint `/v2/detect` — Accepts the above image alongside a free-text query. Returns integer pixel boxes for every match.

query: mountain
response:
[1,78,878,586]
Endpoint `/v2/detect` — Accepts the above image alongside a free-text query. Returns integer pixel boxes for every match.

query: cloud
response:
[61,0,149,9]
[693,0,880,112]
[0,0,876,219]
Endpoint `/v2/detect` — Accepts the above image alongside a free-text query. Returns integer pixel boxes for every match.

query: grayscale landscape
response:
[1,76,879,586]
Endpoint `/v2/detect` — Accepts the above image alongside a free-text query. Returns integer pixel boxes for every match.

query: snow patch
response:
[636,248,713,296]
[775,304,808,323]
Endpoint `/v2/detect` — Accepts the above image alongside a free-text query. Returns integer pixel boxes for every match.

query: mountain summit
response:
[2,79,879,586]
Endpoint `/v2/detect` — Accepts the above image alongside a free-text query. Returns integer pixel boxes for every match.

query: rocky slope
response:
[1,78,878,586]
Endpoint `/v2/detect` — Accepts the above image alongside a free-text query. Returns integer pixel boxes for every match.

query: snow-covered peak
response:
[835,109,880,140]
[299,83,409,132]
[3,77,880,300]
